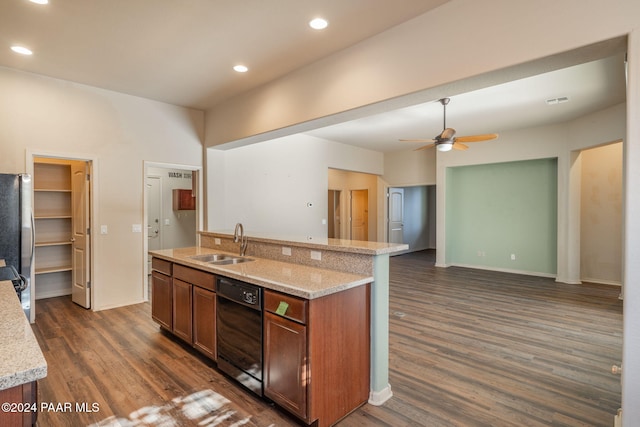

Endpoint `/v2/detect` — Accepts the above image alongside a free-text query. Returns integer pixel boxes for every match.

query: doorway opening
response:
[328,168,380,242]
[144,163,202,300]
[30,155,94,316]
[350,189,369,241]
[328,189,342,239]
[579,141,623,288]
[387,185,436,252]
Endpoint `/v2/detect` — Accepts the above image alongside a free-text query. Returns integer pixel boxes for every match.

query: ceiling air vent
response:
[545,96,570,105]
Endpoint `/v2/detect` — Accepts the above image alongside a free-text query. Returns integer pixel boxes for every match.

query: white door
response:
[71,162,91,308]
[350,189,369,241]
[388,188,404,244]
[146,176,162,271]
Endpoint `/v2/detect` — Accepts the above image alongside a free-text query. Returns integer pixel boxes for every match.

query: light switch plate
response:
[132,224,142,233]
[100,225,108,235]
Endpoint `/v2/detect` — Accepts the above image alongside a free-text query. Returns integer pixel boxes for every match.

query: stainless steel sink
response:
[210,257,253,265]
[188,253,253,265]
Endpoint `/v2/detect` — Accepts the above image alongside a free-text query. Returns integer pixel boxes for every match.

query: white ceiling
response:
[307,53,627,152]
[0,0,627,153]
[0,0,448,109]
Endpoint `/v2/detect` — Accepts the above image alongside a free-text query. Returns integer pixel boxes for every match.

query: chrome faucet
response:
[233,223,248,256]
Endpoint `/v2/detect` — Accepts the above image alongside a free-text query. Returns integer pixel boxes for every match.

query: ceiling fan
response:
[400,98,499,152]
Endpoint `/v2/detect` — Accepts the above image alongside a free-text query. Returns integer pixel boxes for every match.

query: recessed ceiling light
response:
[309,18,328,30]
[11,46,33,55]
[233,65,248,73]
[29,0,49,4]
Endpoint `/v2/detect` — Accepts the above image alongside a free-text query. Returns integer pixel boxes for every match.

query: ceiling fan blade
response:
[440,127,456,140]
[399,138,437,143]
[414,143,436,151]
[454,133,499,143]
[452,142,469,151]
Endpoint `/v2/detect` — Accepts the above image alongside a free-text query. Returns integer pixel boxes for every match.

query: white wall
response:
[206,134,383,239]
[0,66,204,311]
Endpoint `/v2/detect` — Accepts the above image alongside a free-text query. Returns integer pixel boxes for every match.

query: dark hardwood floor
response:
[31,250,622,426]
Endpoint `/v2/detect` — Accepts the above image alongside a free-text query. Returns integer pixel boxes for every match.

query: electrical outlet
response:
[311,250,322,261]
[282,247,292,256]
[511,253,516,260]
[214,238,221,245]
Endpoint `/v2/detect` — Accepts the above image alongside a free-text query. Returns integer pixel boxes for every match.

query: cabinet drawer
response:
[174,264,215,291]
[265,290,307,324]
[152,257,172,275]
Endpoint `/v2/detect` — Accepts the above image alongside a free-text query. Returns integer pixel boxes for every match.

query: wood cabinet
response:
[264,310,308,419]
[172,279,193,343]
[151,259,216,358]
[33,161,73,299]
[150,257,370,427]
[264,286,370,427]
[172,189,195,210]
[151,258,172,330]
[193,286,216,359]
[0,381,38,427]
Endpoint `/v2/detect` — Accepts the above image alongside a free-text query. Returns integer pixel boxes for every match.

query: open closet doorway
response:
[28,153,95,319]
[144,163,202,300]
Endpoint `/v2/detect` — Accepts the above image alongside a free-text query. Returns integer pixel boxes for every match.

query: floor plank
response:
[31,250,622,426]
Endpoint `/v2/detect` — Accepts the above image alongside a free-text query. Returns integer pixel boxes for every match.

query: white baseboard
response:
[614,408,621,427]
[369,384,393,406]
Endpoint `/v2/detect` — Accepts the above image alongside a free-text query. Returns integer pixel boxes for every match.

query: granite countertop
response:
[0,281,47,391]
[201,230,408,255]
[150,247,373,299]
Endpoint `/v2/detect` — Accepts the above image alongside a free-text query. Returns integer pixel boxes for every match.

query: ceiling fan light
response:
[437,143,453,152]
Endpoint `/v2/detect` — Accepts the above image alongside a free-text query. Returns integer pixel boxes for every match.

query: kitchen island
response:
[0,280,47,427]
[150,231,407,427]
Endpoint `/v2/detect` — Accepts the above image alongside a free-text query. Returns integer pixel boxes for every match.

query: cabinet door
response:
[172,279,193,343]
[151,271,172,330]
[193,286,216,359]
[264,312,308,420]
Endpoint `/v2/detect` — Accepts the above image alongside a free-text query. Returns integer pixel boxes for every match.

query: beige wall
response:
[0,66,204,311]
[580,142,623,285]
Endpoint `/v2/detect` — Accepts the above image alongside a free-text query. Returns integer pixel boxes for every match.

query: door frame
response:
[26,149,98,319]
[143,161,203,301]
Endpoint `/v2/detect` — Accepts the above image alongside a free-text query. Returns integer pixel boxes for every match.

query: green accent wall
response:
[446,158,557,275]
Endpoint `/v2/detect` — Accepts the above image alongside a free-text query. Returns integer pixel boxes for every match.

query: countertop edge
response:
[150,249,373,299]
[0,281,48,391]
[200,231,409,255]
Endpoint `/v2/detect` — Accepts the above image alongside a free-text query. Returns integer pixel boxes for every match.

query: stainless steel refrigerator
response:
[0,173,34,320]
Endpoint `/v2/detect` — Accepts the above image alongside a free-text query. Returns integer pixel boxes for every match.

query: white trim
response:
[368,384,393,406]
[448,263,557,279]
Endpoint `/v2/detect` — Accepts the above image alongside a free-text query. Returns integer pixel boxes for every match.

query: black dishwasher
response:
[216,277,263,396]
